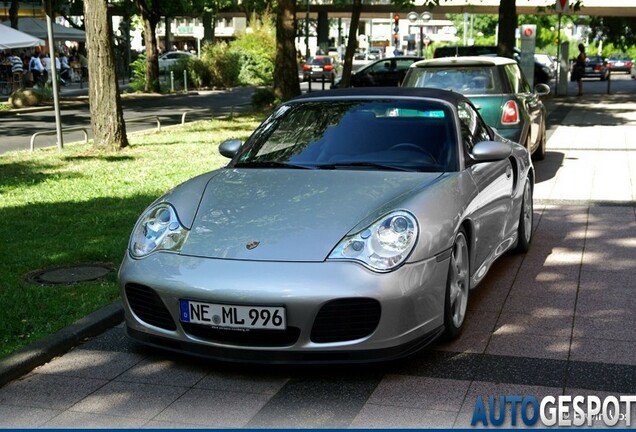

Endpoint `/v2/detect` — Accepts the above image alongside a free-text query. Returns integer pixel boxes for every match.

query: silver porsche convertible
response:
[119,88,534,363]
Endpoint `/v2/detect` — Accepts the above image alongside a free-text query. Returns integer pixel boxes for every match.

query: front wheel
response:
[513,179,534,253]
[443,229,470,340]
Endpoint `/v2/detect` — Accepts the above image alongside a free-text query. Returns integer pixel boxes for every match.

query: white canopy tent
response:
[0,24,45,50]
[1,17,85,42]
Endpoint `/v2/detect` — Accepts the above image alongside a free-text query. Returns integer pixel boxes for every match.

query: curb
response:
[0,300,124,388]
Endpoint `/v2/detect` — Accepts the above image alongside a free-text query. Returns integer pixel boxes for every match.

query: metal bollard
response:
[607,69,611,94]
[183,70,188,93]
[170,71,174,92]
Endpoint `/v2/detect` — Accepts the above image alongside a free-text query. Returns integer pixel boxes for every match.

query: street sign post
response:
[555,0,568,13]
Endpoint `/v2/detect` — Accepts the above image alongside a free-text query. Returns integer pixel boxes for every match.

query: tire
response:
[532,122,547,161]
[513,179,534,253]
[443,229,470,340]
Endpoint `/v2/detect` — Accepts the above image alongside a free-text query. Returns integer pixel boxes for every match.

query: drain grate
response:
[27,263,115,285]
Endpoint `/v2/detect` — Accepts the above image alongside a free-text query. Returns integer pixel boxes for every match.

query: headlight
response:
[130,203,189,258]
[329,211,418,272]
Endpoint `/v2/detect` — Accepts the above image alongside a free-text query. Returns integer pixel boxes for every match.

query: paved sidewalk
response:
[0,94,634,428]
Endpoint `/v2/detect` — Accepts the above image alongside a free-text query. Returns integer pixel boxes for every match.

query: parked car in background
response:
[433,45,553,85]
[607,54,632,74]
[119,87,535,363]
[579,55,609,80]
[303,56,336,83]
[367,47,384,60]
[332,56,422,88]
[534,53,556,81]
[158,51,194,71]
[403,56,550,159]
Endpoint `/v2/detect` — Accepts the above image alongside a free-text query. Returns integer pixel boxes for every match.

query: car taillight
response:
[627,61,633,67]
[501,100,520,125]
[303,64,311,71]
[324,64,333,71]
[593,64,602,71]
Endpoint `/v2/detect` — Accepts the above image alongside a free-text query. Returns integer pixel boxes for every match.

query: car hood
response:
[179,169,443,261]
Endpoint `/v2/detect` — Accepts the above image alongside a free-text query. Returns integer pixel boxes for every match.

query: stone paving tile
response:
[0,373,108,410]
[502,290,577,318]
[153,388,272,428]
[33,349,144,380]
[495,312,574,338]
[573,316,636,341]
[194,370,289,395]
[434,310,499,354]
[68,381,188,419]
[42,411,147,429]
[350,403,458,428]
[114,356,208,387]
[364,375,470,412]
[0,403,60,428]
[570,338,636,367]
[485,333,570,361]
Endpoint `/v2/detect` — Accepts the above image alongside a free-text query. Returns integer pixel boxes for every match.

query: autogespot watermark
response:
[471,395,636,427]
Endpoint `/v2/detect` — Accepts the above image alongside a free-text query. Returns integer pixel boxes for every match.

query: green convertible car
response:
[402,56,550,160]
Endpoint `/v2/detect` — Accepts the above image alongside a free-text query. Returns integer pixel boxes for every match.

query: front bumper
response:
[118,251,450,363]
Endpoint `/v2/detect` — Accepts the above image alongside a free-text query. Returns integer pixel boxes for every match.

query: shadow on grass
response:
[0,159,82,192]
[63,154,136,162]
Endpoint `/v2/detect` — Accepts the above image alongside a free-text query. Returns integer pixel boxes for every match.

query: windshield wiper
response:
[317,162,414,172]
[233,161,315,170]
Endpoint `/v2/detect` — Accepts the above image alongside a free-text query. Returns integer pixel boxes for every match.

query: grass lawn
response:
[0,113,265,358]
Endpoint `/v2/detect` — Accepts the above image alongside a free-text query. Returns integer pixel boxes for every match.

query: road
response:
[0,86,255,155]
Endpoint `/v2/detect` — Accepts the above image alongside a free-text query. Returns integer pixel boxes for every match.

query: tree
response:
[338,0,362,88]
[497,0,517,58]
[8,0,18,28]
[132,0,162,92]
[84,0,129,150]
[273,0,300,101]
[589,17,636,52]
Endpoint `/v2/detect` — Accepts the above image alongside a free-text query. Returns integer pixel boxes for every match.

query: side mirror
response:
[219,139,242,159]
[534,83,550,96]
[471,140,512,162]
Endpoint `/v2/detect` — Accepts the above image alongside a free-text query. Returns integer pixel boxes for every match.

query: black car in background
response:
[303,56,337,83]
[580,55,609,80]
[332,56,422,88]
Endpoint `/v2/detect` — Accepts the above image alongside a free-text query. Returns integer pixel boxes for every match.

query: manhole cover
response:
[27,263,115,285]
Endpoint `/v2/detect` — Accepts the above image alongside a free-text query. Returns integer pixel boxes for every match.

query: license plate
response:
[312,66,323,71]
[179,299,286,330]
[585,67,592,72]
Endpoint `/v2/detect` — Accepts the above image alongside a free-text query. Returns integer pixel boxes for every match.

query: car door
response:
[458,101,514,269]
[504,63,542,152]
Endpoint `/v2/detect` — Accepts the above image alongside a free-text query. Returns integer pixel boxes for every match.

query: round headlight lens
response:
[330,211,418,272]
[130,203,189,258]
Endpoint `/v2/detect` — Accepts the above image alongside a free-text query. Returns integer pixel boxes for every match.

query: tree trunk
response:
[84,0,129,150]
[339,0,362,88]
[9,0,18,29]
[143,16,161,92]
[497,0,517,59]
[164,16,172,51]
[203,11,215,44]
[273,0,300,101]
[133,0,161,93]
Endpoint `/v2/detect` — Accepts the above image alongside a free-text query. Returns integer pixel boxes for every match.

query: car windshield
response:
[403,66,502,95]
[233,100,458,172]
[310,57,331,65]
